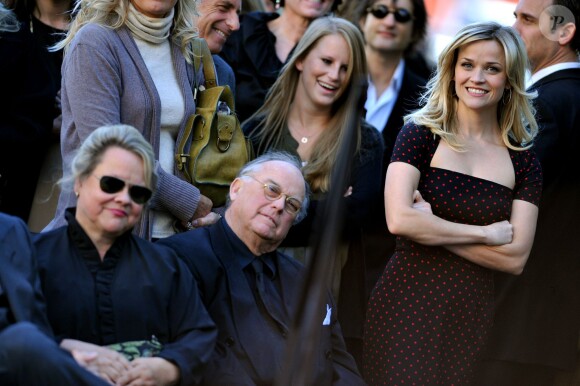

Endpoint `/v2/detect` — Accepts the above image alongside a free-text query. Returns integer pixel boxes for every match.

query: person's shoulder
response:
[532,68,580,94]
[0,212,27,239]
[157,226,213,255]
[68,23,120,53]
[237,11,278,39]
[399,121,432,138]
[31,225,69,256]
[240,11,279,25]
[75,23,117,40]
[213,54,231,71]
[404,65,428,87]
[359,119,384,156]
[360,119,382,142]
[213,55,235,87]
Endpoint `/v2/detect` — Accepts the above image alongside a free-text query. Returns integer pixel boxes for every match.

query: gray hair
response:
[230,151,311,224]
[61,124,157,194]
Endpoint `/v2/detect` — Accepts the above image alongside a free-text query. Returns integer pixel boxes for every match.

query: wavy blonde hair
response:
[54,0,197,61]
[406,21,538,151]
[247,16,367,192]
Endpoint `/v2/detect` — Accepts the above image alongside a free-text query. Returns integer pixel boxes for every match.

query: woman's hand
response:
[191,194,213,220]
[483,220,513,245]
[411,190,432,214]
[190,211,222,228]
[116,357,180,386]
[62,339,130,384]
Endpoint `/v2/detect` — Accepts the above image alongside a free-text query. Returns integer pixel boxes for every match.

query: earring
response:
[75,191,79,198]
[275,0,281,10]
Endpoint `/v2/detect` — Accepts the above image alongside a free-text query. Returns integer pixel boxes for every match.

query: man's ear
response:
[559,22,576,46]
[229,177,242,201]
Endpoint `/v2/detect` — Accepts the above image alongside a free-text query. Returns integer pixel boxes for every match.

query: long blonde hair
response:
[54,0,197,61]
[406,21,538,151]
[247,16,367,192]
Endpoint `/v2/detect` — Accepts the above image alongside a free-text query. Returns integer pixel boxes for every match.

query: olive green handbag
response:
[176,38,252,207]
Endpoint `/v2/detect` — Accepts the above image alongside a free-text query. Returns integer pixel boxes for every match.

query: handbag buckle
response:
[217,124,234,152]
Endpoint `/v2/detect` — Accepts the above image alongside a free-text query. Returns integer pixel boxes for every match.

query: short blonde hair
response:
[65,124,157,193]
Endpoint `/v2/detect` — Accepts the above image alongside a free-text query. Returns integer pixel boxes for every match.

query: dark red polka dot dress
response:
[362,124,542,385]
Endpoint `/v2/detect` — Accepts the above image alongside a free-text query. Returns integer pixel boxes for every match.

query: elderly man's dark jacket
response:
[159,220,365,386]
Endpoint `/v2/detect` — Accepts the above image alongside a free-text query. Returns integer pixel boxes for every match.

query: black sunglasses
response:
[367,4,413,23]
[95,175,152,205]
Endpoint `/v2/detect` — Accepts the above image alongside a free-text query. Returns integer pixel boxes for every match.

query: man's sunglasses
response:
[367,4,413,23]
[95,175,152,205]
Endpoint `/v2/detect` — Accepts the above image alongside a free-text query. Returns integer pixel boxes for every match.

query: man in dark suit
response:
[159,153,364,385]
[0,213,108,385]
[195,0,240,94]
[474,1,580,385]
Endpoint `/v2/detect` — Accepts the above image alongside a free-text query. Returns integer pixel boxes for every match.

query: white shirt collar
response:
[365,59,406,132]
[528,62,580,87]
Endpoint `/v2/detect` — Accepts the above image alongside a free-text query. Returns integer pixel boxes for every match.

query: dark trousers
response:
[0,322,108,386]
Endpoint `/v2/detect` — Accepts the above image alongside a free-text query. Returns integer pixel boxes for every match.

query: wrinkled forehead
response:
[254,161,305,197]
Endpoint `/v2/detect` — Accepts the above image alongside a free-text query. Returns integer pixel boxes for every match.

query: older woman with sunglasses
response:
[33,125,217,386]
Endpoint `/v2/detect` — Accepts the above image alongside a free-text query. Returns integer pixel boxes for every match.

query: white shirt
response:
[365,59,405,133]
[528,62,580,88]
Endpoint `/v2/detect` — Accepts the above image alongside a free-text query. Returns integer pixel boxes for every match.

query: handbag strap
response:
[192,38,217,90]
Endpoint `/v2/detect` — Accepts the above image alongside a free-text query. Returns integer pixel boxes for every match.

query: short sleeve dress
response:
[362,123,542,385]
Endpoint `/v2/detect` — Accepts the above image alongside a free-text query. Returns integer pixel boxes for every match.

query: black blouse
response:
[219,11,283,123]
[33,210,217,386]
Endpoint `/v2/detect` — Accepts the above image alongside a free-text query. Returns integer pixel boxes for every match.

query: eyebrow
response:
[459,57,502,65]
[514,10,538,21]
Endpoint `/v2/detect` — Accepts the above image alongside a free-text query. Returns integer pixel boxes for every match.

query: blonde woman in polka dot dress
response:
[363,21,542,385]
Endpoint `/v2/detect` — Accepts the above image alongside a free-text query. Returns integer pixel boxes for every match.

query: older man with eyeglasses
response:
[158,152,364,385]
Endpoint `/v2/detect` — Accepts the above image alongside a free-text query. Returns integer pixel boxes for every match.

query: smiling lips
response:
[213,28,228,39]
[467,87,488,95]
[109,208,128,217]
[318,80,338,92]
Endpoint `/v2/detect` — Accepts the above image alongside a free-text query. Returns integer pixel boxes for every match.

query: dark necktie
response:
[251,258,288,331]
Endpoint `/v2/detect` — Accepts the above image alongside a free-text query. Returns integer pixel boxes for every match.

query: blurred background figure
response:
[34,125,217,386]
[0,212,110,386]
[475,0,580,385]
[351,0,430,315]
[241,0,275,13]
[194,0,240,92]
[44,0,219,240]
[219,0,341,122]
[243,16,383,367]
[0,0,70,224]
